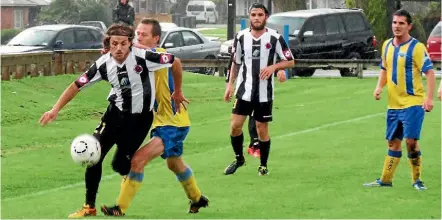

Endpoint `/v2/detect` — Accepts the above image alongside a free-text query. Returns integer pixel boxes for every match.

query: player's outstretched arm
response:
[39,83,80,126]
[437,80,442,101]
[170,57,189,112]
[224,62,240,102]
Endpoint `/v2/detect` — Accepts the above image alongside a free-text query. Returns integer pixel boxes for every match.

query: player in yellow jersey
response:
[364,9,435,190]
[100,18,208,216]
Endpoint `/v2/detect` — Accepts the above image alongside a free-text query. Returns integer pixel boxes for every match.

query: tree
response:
[273,0,306,12]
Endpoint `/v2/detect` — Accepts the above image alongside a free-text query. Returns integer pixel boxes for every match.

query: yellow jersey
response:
[380,37,433,109]
[151,48,191,128]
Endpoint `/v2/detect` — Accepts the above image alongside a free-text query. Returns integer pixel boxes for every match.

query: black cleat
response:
[223,159,245,175]
[101,205,125,216]
[189,195,209,213]
[258,166,269,176]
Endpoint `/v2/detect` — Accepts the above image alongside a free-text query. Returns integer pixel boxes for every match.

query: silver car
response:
[159,27,221,75]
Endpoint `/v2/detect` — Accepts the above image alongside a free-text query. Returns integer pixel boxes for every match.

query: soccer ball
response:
[70,134,101,167]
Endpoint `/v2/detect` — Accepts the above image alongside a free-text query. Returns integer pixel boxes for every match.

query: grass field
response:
[1,73,441,219]
[199,28,232,41]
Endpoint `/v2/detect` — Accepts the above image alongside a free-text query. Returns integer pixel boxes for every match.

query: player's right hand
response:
[373,87,382,100]
[39,109,58,126]
[224,85,233,102]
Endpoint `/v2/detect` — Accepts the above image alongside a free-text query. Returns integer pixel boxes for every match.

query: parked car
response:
[427,20,441,63]
[79,21,107,33]
[159,27,221,75]
[0,24,104,54]
[186,0,218,24]
[219,8,377,77]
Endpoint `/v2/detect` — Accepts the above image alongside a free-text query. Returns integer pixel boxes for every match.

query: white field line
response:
[2,112,383,202]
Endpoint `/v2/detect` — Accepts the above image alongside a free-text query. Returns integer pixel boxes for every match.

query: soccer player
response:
[223,3,295,176]
[363,9,435,190]
[39,24,187,217]
[100,18,208,216]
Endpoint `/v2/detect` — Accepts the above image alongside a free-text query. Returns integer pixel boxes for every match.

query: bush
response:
[1,29,22,45]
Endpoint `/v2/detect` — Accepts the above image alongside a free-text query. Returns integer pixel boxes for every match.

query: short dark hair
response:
[140,18,162,37]
[102,24,134,49]
[248,2,269,15]
[393,9,412,24]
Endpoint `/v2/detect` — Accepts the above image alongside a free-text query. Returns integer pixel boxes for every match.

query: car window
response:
[164,31,184,48]
[430,22,441,37]
[302,17,325,36]
[55,30,75,45]
[7,29,57,46]
[75,29,95,43]
[187,5,204,11]
[181,31,202,46]
[267,16,306,35]
[206,7,214,12]
[343,13,367,32]
[89,30,102,41]
[324,16,341,35]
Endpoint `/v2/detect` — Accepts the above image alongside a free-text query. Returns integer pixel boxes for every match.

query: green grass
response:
[1,73,441,219]
[198,28,235,41]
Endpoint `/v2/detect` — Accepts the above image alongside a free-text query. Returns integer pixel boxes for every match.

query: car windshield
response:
[160,31,167,43]
[188,5,204,11]
[81,22,101,29]
[430,22,441,37]
[267,16,306,36]
[7,29,57,46]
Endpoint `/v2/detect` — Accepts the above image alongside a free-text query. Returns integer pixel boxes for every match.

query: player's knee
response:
[256,122,269,140]
[387,140,401,151]
[166,157,186,173]
[130,155,145,172]
[406,139,418,151]
[230,123,242,136]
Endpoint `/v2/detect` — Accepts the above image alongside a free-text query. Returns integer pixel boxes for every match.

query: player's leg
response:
[224,99,251,175]
[247,115,260,157]
[101,110,153,216]
[253,101,272,176]
[364,109,402,187]
[402,105,426,190]
[163,126,208,213]
[69,107,117,218]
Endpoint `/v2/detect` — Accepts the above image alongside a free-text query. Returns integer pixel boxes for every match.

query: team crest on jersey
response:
[120,77,129,86]
[283,49,292,59]
[398,52,406,57]
[265,42,272,49]
[134,65,143,74]
[160,53,172,64]
[252,48,260,57]
[76,73,89,86]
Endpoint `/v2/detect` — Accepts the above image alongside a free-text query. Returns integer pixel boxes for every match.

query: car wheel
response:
[199,56,217,75]
[339,52,361,77]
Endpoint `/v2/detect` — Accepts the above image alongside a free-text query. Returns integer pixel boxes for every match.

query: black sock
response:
[248,116,258,144]
[259,139,271,167]
[85,163,103,208]
[231,133,244,161]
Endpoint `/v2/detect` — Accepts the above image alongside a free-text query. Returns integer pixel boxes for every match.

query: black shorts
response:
[232,98,273,122]
[93,104,153,174]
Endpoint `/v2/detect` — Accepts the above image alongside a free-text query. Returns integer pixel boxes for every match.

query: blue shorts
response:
[150,126,190,159]
[386,105,425,141]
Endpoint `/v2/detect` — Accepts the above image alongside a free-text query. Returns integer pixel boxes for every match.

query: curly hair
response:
[102,24,134,49]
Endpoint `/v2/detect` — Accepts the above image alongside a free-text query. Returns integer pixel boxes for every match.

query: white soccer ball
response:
[70,134,101,167]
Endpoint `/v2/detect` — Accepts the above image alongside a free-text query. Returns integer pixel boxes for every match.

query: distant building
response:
[1,0,51,29]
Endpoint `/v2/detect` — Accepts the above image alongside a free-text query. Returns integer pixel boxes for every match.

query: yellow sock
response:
[380,150,402,183]
[176,167,201,202]
[117,171,143,213]
[408,151,422,183]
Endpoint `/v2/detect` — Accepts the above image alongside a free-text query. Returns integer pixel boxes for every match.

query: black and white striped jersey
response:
[232,27,294,102]
[74,47,175,114]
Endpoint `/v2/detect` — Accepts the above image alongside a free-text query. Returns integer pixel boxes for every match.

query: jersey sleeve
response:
[380,40,390,70]
[275,35,294,61]
[232,33,243,65]
[413,42,433,73]
[74,57,105,90]
[133,48,175,72]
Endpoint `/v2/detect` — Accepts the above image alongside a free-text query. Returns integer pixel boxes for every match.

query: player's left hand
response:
[423,99,433,112]
[39,109,58,126]
[276,70,286,83]
[171,91,189,113]
[259,66,276,80]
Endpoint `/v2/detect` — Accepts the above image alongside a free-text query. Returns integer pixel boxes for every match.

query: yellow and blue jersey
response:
[380,37,433,109]
[151,48,191,128]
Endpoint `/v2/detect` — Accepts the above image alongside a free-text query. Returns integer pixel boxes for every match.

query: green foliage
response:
[366,0,388,50]
[274,0,306,11]
[422,2,441,37]
[411,15,427,43]
[38,0,112,25]
[345,0,355,8]
[1,29,22,45]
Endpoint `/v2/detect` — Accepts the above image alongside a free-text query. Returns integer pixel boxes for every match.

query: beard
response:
[250,20,266,31]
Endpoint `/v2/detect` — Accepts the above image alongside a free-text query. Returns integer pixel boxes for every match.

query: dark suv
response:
[219,8,377,77]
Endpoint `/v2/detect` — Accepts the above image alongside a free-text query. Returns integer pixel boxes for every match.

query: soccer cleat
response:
[223,159,245,175]
[68,204,97,218]
[101,205,125,216]
[247,147,255,156]
[248,142,260,158]
[363,178,393,187]
[412,179,427,190]
[258,166,269,176]
[188,195,209,213]
[253,148,261,158]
